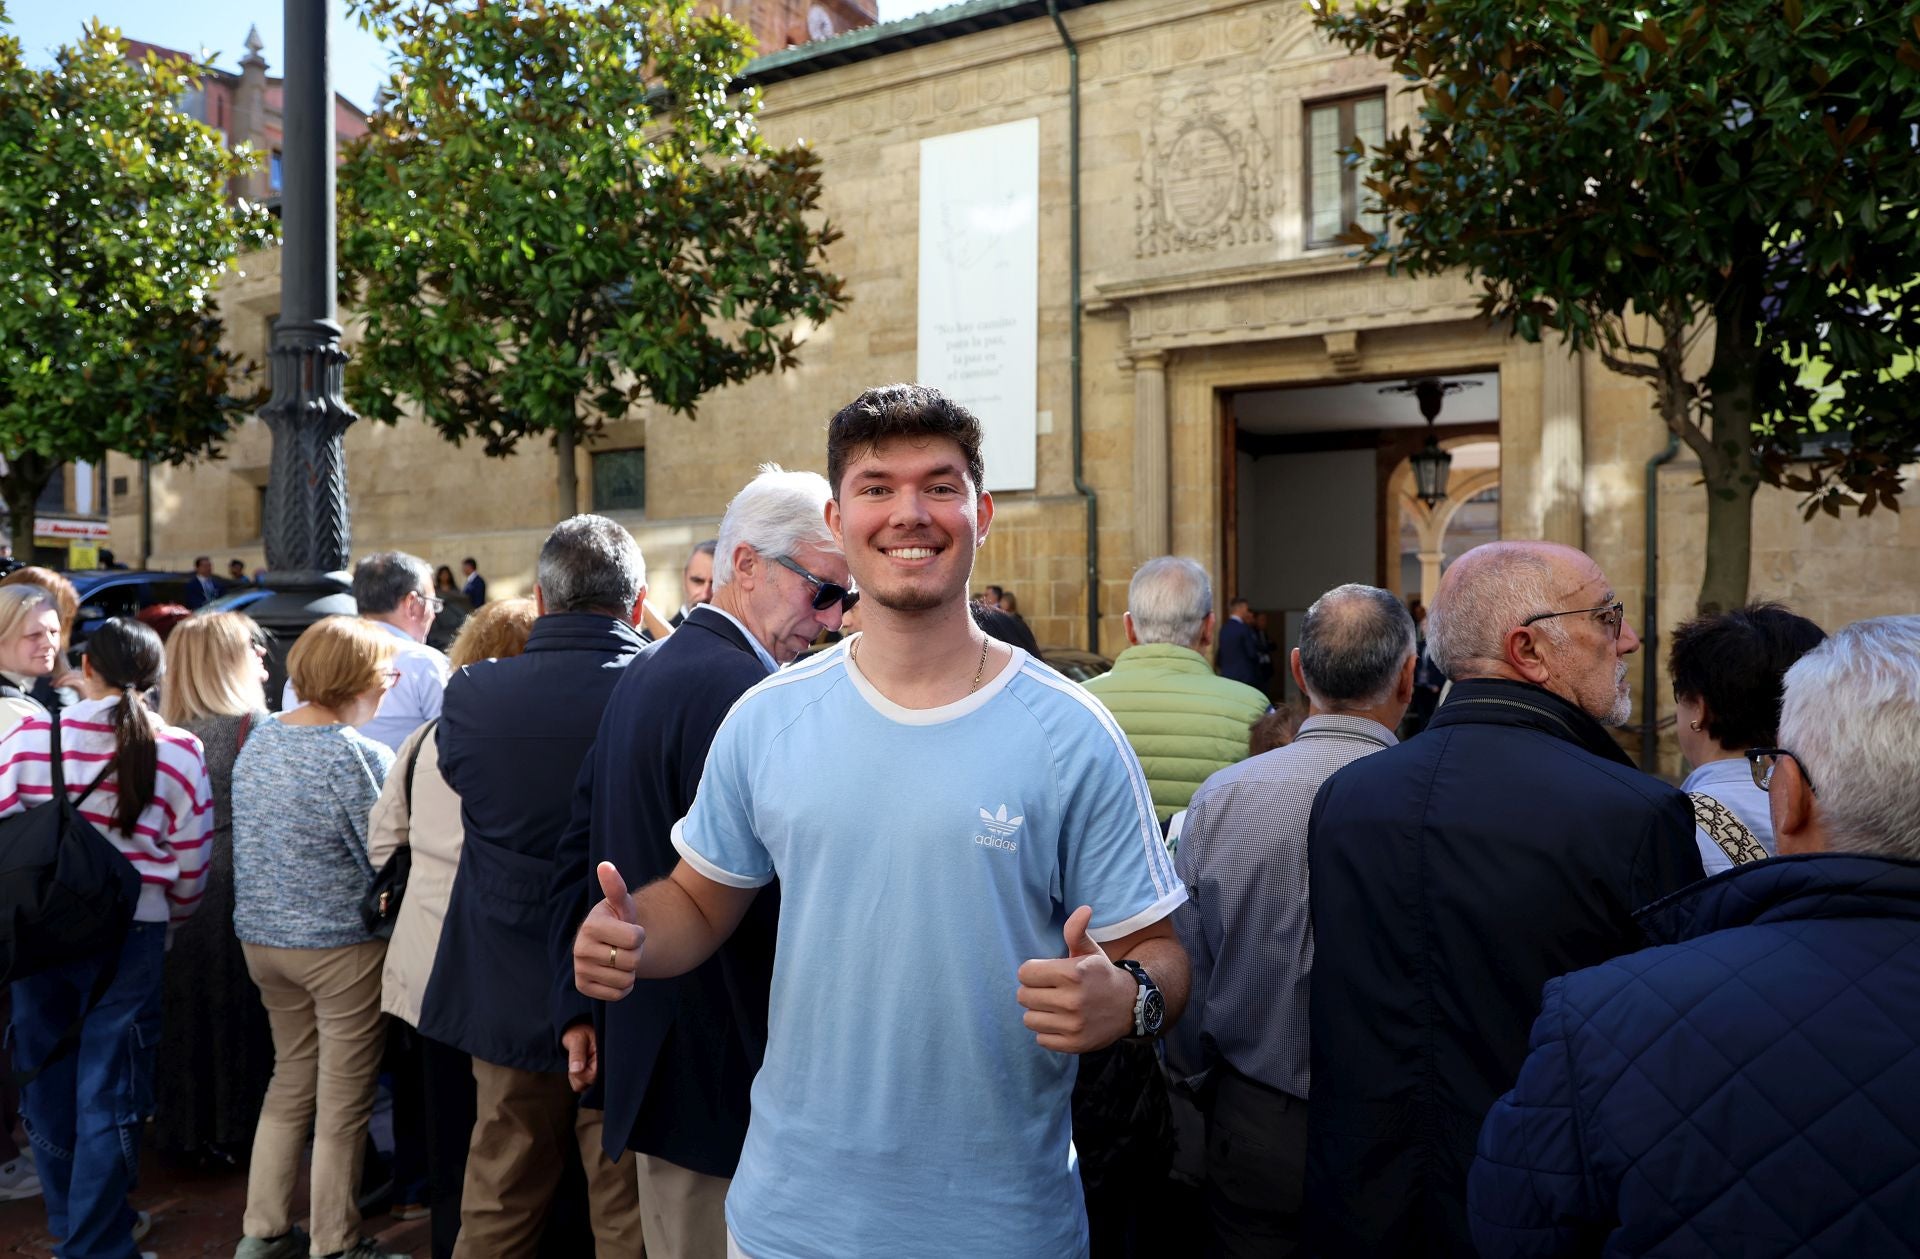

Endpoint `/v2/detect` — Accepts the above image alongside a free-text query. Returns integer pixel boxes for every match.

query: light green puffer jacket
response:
[1081,643,1270,824]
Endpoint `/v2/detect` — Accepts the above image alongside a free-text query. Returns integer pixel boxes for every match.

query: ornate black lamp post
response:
[250,0,359,694]
[1381,376,1481,508]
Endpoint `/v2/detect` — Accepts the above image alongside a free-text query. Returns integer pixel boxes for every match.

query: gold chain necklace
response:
[851,634,992,692]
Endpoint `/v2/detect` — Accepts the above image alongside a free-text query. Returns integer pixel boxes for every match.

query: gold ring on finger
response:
[608,946,618,968]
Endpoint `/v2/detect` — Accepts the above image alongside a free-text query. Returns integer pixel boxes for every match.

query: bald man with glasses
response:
[1301,542,1704,1259]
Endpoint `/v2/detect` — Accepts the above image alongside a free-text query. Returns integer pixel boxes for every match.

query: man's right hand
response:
[574,861,645,1001]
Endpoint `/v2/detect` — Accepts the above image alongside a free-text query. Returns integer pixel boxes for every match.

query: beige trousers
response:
[637,1153,732,1259]
[453,1059,645,1259]
[241,939,388,1255]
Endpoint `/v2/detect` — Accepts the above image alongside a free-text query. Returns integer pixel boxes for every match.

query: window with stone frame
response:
[1304,92,1387,250]
[591,447,646,515]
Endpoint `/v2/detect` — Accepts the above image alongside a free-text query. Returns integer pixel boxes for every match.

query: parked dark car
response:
[66,570,200,656]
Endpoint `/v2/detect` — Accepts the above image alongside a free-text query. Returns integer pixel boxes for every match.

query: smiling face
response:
[0,607,62,678]
[827,435,992,616]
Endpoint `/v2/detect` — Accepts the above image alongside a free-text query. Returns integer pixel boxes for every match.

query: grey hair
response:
[1298,584,1417,709]
[1426,543,1567,680]
[1128,557,1213,649]
[686,538,717,570]
[537,515,647,615]
[713,464,837,586]
[352,551,434,615]
[1778,615,1920,861]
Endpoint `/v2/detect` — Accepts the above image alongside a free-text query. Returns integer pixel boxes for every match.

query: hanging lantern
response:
[1380,375,1481,509]
[1410,433,1453,507]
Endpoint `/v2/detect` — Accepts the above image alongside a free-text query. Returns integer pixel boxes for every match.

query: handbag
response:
[359,718,434,939]
[0,706,140,1086]
[1690,792,1770,866]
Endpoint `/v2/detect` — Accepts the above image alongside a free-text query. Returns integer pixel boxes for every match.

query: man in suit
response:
[547,466,849,1259]
[182,555,220,609]
[667,539,716,628]
[461,557,487,607]
[1216,596,1268,690]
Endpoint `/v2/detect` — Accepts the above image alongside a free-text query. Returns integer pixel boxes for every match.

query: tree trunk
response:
[1696,285,1764,616]
[2,454,51,564]
[556,425,578,519]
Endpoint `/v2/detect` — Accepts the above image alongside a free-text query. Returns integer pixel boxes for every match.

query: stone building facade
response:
[110,0,1920,771]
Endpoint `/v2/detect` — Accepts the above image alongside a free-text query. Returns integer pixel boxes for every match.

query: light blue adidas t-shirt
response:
[672,640,1184,1259]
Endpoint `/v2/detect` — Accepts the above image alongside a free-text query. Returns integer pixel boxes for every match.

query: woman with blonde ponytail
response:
[0,617,213,1256]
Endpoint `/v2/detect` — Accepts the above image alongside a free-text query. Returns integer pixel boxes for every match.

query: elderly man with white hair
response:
[545,465,850,1259]
[1302,541,1705,1259]
[1082,556,1270,829]
[1470,614,1920,1257]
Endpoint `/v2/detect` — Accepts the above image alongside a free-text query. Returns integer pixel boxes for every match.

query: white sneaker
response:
[0,1156,40,1202]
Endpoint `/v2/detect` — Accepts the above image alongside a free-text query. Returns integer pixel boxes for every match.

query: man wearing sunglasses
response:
[547,466,848,1259]
[1473,615,1920,1256]
[1302,541,1703,1259]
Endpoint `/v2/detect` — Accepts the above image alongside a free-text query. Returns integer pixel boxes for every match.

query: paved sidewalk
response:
[0,1149,428,1258]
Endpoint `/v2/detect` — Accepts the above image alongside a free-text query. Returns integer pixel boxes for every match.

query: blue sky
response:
[7,1,950,116]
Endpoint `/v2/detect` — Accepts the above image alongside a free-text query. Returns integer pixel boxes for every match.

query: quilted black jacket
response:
[1470,853,1920,1257]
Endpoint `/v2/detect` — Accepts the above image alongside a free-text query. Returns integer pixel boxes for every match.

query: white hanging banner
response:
[917,117,1039,492]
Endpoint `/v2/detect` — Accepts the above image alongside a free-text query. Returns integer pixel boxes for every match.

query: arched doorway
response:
[1391,438,1502,606]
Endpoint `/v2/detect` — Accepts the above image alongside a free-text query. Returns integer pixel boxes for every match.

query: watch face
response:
[1142,988,1166,1033]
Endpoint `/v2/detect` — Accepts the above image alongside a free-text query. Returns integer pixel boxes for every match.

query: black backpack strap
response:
[51,704,118,811]
[9,705,130,1089]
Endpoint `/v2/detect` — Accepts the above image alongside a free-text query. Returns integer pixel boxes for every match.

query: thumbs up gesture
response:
[574,861,647,1002]
[1015,905,1137,1054]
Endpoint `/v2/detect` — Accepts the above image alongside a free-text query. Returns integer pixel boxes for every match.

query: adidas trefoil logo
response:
[979,804,1024,837]
[975,804,1024,853]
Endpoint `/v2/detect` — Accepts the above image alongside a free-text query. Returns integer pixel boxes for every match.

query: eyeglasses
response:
[415,592,445,615]
[382,667,403,686]
[1521,601,1627,639]
[772,555,857,613]
[1746,747,1816,795]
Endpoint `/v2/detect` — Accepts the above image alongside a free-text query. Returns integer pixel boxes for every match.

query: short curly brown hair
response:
[825,383,984,496]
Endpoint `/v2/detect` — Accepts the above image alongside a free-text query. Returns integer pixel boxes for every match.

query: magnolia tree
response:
[0,9,274,558]
[1314,0,1920,613]
[339,0,848,516]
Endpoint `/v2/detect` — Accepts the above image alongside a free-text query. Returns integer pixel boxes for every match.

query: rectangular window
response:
[1304,92,1387,249]
[270,151,283,194]
[591,448,646,514]
[35,468,67,515]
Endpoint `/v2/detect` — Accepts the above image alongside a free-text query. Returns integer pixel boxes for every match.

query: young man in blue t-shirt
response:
[573,384,1190,1259]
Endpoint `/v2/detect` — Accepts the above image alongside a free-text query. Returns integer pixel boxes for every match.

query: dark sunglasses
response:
[1746,747,1816,795]
[773,555,857,613]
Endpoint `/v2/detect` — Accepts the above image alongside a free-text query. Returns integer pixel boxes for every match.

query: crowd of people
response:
[0,382,1915,1259]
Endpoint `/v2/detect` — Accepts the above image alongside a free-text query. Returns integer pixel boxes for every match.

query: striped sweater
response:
[0,695,214,924]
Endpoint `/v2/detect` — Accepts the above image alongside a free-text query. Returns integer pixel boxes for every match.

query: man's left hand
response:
[1015,905,1137,1053]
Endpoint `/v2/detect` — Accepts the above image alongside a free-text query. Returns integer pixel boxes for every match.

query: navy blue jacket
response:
[1305,679,1705,1257]
[421,612,645,1071]
[1216,615,1267,690]
[1471,853,1920,1258]
[547,605,777,1176]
